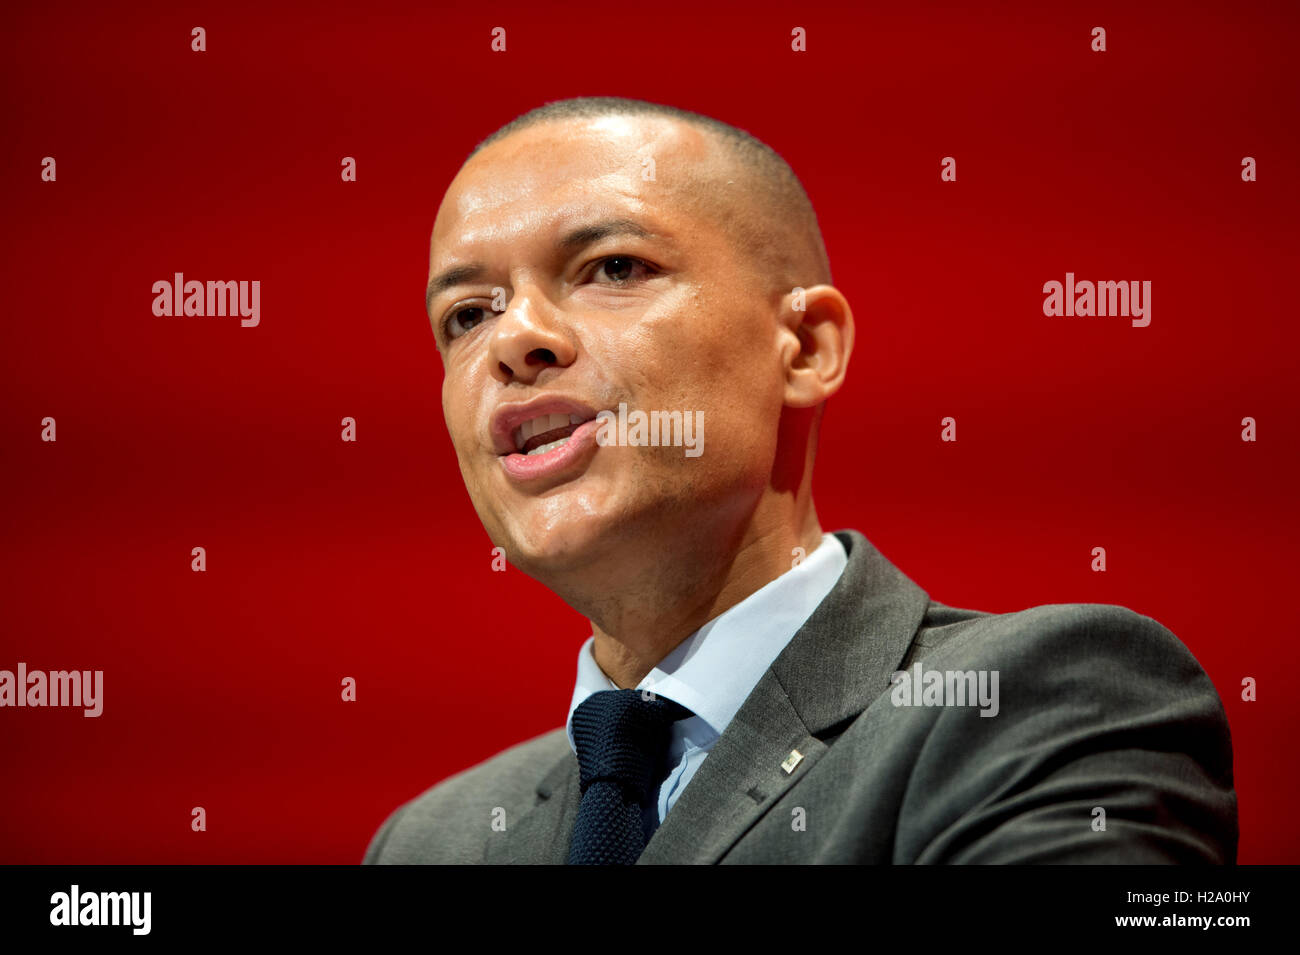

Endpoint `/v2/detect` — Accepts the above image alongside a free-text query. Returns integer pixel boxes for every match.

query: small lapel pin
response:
[781,749,804,774]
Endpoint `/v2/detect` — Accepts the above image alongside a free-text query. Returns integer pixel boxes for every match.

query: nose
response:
[487,286,576,385]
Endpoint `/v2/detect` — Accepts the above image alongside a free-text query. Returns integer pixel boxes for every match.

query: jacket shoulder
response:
[889,601,1237,862]
[908,600,1217,689]
[363,727,570,864]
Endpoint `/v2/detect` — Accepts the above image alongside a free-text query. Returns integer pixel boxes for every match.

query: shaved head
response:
[464,97,832,299]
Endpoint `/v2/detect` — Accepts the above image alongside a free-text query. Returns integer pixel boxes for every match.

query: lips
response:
[489,397,600,457]
[500,418,601,482]
[515,411,589,454]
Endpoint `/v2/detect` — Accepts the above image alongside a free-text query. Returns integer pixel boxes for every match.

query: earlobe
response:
[781,284,854,409]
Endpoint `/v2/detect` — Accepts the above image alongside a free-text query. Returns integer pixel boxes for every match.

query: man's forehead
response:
[432,116,724,252]
[434,186,654,251]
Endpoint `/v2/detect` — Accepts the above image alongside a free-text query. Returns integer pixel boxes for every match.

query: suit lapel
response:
[638,529,931,864]
[486,750,581,864]
[636,667,828,864]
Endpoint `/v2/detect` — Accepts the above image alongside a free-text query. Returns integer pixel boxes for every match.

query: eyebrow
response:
[425,217,658,316]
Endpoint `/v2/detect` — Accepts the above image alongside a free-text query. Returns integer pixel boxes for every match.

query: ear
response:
[777,284,854,409]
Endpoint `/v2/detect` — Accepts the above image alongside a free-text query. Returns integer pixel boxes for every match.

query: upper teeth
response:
[514,413,584,450]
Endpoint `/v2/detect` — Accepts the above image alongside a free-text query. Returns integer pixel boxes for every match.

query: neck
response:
[582,493,825,689]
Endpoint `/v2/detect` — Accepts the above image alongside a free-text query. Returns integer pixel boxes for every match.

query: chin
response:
[501,509,627,577]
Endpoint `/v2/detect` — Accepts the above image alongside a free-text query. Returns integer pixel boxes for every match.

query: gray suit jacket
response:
[364,529,1237,864]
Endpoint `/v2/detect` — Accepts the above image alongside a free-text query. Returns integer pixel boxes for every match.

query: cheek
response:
[599,302,783,466]
[441,376,481,463]
[616,289,775,390]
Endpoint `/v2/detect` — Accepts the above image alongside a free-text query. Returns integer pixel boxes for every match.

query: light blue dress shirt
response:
[564,532,848,832]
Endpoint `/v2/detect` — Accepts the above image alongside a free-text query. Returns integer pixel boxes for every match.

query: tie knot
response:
[571,689,692,797]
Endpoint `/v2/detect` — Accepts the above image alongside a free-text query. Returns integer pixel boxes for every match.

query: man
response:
[365,97,1237,864]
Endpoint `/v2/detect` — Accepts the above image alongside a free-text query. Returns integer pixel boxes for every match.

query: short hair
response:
[463,96,832,291]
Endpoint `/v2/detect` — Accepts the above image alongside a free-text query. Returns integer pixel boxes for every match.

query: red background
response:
[1,0,1296,863]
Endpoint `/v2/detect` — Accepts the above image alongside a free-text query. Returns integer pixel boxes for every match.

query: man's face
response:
[428,115,788,580]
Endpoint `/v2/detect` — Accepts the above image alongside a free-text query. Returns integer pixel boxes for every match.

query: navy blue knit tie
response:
[567,688,693,865]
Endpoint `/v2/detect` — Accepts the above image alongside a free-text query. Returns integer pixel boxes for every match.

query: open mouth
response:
[512,412,591,456]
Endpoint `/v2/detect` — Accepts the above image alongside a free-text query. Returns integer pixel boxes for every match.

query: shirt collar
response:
[565,532,848,753]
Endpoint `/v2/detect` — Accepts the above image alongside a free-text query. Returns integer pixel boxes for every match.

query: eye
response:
[443,304,490,341]
[440,256,657,343]
[590,255,657,284]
